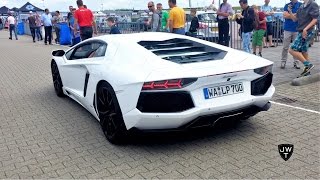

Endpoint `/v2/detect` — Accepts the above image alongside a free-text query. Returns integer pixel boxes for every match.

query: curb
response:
[291,72,320,86]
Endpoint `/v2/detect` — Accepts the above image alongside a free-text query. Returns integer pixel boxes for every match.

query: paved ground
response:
[0,30,319,179]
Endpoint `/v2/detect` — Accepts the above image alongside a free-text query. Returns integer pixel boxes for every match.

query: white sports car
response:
[51,32,275,144]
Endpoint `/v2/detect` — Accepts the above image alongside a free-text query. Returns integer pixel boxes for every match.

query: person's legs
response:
[218,21,224,45]
[48,26,52,44]
[268,34,273,46]
[252,31,258,54]
[289,32,314,76]
[9,25,13,39]
[55,26,60,44]
[223,21,230,47]
[257,29,265,56]
[30,27,36,42]
[13,25,18,40]
[38,27,43,40]
[291,32,300,69]
[302,52,309,60]
[242,32,251,53]
[281,31,292,61]
[267,22,274,46]
[281,31,292,68]
[44,26,48,44]
[35,27,40,40]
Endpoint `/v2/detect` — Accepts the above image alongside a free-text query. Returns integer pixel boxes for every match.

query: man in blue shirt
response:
[281,0,302,69]
[106,17,121,34]
[41,8,53,45]
[261,0,275,47]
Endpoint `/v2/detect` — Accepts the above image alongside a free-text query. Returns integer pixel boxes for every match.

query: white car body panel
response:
[52,32,275,131]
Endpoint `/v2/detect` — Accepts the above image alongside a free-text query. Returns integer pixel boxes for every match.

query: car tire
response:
[96,82,128,144]
[51,60,65,97]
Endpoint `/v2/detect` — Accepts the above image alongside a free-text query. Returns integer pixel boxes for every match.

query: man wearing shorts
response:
[252,5,266,57]
[261,0,275,48]
[289,0,319,77]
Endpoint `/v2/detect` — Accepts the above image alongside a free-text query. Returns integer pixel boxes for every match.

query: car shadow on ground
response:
[41,85,259,147]
[125,119,256,146]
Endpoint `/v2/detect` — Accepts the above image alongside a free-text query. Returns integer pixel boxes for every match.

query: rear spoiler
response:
[52,50,65,57]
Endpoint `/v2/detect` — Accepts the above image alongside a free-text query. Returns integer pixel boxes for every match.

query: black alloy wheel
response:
[97,82,127,144]
[51,61,65,97]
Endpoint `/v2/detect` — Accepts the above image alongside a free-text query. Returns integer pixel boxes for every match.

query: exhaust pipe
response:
[260,102,271,111]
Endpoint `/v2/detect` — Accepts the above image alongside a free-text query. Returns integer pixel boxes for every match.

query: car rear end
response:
[122,36,274,131]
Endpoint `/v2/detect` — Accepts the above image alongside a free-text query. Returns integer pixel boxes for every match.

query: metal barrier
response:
[98,17,320,50]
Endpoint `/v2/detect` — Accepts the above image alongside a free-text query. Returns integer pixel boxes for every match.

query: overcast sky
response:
[1,0,320,11]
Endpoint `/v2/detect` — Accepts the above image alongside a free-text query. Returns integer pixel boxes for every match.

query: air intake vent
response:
[251,73,273,96]
[138,38,227,64]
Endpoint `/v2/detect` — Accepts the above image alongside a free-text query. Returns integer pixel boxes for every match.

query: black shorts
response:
[265,22,273,36]
[80,26,93,41]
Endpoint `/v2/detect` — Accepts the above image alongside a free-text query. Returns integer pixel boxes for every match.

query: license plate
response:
[211,27,218,31]
[203,83,244,99]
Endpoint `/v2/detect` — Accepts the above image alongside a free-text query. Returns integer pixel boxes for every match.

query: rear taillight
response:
[142,78,197,91]
[254,64,273,75]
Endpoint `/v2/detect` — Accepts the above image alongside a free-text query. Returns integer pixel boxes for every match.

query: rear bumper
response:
[123,85,275,130]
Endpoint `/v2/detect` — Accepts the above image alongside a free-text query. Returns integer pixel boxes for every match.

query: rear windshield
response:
[138,38,227,64]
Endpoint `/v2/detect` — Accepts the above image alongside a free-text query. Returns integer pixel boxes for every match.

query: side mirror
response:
[52,49,65,57]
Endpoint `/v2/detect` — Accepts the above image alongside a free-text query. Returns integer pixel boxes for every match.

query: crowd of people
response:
[233,0,319,77]
[1,0,319,77]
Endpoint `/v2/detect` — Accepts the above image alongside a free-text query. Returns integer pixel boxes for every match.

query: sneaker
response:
[258,52,262,57]
[253,52,256,55]
[297,72,311,78]
[300,64,314,76]
[293,61,301,69]
[280,61,286,69]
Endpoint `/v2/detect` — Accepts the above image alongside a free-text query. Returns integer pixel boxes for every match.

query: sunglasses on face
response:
[148,5,153,8]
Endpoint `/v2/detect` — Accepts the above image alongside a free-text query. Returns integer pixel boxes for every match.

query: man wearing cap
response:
[27,11,37,42]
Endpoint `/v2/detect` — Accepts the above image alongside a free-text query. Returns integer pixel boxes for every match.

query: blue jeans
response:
[242,32,252,53]
[9,24,18,40]
[172,28,185,35]
[36,27,43,40]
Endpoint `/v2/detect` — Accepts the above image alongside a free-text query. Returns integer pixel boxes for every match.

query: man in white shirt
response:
[41,8,53,45]
[7,12,18,40]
